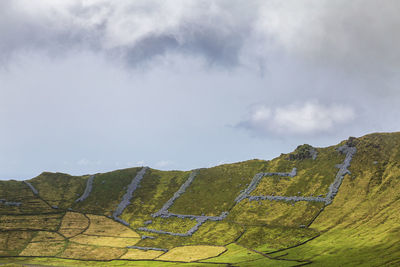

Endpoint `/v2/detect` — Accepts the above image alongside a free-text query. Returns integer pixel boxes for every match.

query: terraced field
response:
[0,132,399,266]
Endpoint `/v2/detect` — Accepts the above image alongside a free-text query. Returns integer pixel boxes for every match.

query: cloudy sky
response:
[1,0,399,179]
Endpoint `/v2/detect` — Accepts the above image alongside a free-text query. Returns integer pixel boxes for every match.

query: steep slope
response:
[0,132,399,266]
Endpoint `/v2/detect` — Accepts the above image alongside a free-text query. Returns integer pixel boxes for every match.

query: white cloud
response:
[156,160,173,168]
[135,160,145,166]
[77,158,90,166]
[239,101,356,136]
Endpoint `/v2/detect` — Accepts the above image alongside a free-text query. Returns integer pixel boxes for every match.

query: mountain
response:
[0,132,399,266]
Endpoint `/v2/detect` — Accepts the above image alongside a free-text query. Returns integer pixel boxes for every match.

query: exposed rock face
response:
[75,175,95,203]
[113,167,149,226]
[346,136,358,147]
[288,144,318,161]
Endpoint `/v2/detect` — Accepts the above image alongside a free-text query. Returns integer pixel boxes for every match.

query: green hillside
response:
[0,132,399,266]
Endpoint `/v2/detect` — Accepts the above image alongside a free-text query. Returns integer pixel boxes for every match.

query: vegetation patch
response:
[143,216,198,234]
[120,248,165,260]
[237,226,319,252]
[169,160,269,217]
[0,180,53,214]
[158,245,226,262]
[31,231,65,242]
[58,212,89,238]
[70,234,139,248]
[122,169,190,227]
[254,146,344,199]
[72,168,142,216]
[137,221,243,249]
[0,214,63,231]
[60,243,127,261]
[228,198,324,227]
[29,172,87,209]
[0,231,34,256]
[0,257,220,266]
[201,243,297,266]
[19,241,65,256]
[84,214,139,238]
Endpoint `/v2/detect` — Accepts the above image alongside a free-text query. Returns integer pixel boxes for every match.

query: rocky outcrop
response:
[288,144,318,161]
[75,175,95,203]
[113,167,149,226]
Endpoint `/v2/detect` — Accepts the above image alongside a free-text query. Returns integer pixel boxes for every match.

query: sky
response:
[1,0,400,180]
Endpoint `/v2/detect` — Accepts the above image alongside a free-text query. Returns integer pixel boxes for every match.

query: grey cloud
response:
[259,0,400,89]
[0,1,253,67]
[1,0,400,76]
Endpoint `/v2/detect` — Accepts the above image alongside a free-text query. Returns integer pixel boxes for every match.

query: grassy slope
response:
[29,172,88,210]
[0,132,399,266]
[267,133,400,266]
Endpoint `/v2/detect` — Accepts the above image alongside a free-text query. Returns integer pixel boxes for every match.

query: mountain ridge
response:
[0,131,399,266]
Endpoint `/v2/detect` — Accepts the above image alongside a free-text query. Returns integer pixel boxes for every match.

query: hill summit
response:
[0,132,399,266]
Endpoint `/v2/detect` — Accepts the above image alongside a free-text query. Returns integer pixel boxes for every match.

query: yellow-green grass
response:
[121,169,190,227]
[28,172,87,209]
[120,248,165,260]
[0,257,223,266]
[228,198,324,227]
[266,133,400,266]
[143,216,198,233]
[60,242,127,261]
[237,225,319,252]
[0,180,53,214]
[0,231,35,256]
[0,214,63,231]
[19,241,65,256]
[201,243,296,266]
[70,234,139,247]
[158,245,226,262]
[169,160,269,217]
[30,231,65,242]
[72,167,142,216]
[84,214,140,238]
[252,149,344,198]
[256,146,345,198]
[137,221,243,249]
[58,212,89,238]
